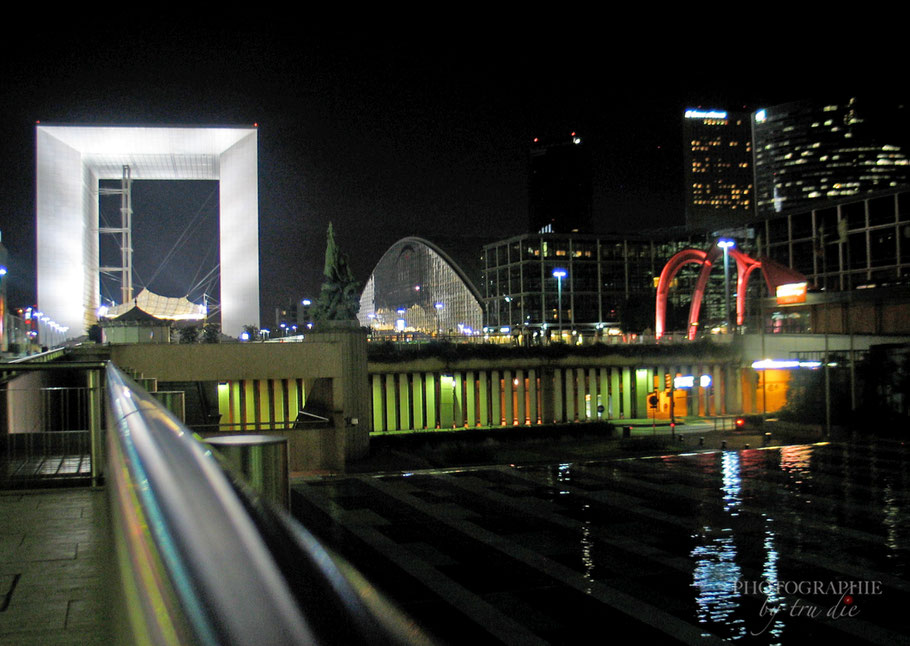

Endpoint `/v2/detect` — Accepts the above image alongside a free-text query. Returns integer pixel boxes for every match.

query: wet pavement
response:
[292,438,910,644]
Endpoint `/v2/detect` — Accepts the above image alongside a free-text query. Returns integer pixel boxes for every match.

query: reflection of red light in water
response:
[844,595,853,605]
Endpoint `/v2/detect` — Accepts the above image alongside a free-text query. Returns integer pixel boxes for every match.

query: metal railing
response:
[105,363,433,645]
[1,361,105,488]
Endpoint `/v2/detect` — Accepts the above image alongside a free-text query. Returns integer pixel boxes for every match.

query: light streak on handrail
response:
[105,362,432,646]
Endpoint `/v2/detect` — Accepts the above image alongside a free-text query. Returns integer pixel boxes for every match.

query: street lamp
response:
[552,268,567,340]
[504,296,512,331]
[718,239,735,333]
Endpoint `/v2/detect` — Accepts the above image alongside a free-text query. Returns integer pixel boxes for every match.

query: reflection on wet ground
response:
[292,440,910,644]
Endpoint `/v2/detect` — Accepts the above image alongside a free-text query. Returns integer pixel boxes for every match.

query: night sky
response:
[1,21,901,331]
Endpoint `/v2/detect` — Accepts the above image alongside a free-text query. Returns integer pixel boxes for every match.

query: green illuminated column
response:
[621,368,632,419]
[598,368,608,418]
[453,372,464,428]
[563,369,574,422]
[244,380,256,431]
[528,369,538,424]
[412,373,424,429]
[540,367,555,424]
[258,380,270,429]
[634,368,650,419]
[425,373,437,429]
[291,379,303,427]
[478,370,489,427]
[399,373,411,430]
[581,368,592,420]
[372,374,384,432]
[271,380,284,427]
[490,370,501,426]
[610,368,620,419]
[439,374,454,429]
[385,374,397,431]
[217,382,230,430]
[503,370,514,426]
[553,368,564,423]
[465,371,476,427]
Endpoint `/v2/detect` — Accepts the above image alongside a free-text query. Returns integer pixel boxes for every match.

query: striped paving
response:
[292,439,910,644]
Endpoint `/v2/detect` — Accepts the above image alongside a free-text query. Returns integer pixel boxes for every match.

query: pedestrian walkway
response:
[0,488,113,646]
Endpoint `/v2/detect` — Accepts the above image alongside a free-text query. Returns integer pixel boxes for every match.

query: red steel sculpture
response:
[655,244,807,341]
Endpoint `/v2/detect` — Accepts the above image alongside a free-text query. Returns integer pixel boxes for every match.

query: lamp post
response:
[434,302,443,336]
[504,296,512,332]
[717,239,735,333]
[552,268,567,340]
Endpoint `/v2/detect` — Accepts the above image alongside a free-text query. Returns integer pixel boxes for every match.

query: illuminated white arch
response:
[36,124,259,337]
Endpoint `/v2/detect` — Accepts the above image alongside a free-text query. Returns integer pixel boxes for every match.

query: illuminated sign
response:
[755,109,767,123]
[685,109,728,120]
[776,282,807,305]
[752,359,823,370]
[700,375,712,388]
[674,375,695,389]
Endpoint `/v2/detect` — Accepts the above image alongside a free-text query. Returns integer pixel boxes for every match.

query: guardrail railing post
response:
[88,367,104,487]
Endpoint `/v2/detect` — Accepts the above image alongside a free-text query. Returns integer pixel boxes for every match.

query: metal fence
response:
[1,362,104,489]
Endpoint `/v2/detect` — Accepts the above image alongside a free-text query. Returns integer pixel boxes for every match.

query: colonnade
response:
[216,378,306,431]
[370,362,738,432]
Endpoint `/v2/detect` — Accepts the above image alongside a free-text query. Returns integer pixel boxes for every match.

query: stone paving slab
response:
[0,488,113,646]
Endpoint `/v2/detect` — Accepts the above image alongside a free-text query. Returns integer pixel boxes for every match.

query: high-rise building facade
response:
[752,98,910,219]
[528,132,592,234]
[683,108,754,233]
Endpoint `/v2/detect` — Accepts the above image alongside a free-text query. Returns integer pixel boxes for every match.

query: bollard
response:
[206,435,289,510]
[623,426,631,439]
[744,444,750,449]
[721,440,727,450]
[699,437,705,446]
[763,432,772,447]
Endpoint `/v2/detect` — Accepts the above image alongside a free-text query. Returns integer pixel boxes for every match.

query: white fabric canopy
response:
[106,289,207,321]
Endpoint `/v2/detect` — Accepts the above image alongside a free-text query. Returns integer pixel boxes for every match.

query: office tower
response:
[683,108,754,233]
[528,132,592,234]
[752,98,910,218]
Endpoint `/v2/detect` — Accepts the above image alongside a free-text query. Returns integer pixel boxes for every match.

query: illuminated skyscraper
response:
[752,98,910,218]
[528,132,592,234]
[683,108,754,233]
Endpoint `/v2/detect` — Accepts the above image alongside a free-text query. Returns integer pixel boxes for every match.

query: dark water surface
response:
[292,440,910,645]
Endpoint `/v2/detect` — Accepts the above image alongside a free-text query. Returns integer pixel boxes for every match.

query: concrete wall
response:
[368,350,742,430]
[110,326,370,469]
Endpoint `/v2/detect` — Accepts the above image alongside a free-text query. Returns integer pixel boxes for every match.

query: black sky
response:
[1,21,903,329]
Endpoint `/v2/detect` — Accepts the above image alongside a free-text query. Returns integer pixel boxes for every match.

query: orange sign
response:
[776,282,807,305]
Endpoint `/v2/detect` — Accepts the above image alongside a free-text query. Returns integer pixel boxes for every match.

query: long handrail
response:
[105,362,432,646]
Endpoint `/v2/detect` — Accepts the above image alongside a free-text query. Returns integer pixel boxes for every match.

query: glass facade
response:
[482,233,701,332]
[752,98,910,219]
[754,187,910,292]
[358,237,483,335]
[683,109,754,232]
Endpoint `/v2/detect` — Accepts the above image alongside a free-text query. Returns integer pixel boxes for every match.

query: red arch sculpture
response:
[655,244,773,341]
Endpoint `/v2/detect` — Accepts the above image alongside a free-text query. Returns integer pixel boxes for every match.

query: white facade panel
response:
[36,125,260,339]
[219,131,260,336]
[36,129,86,336]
